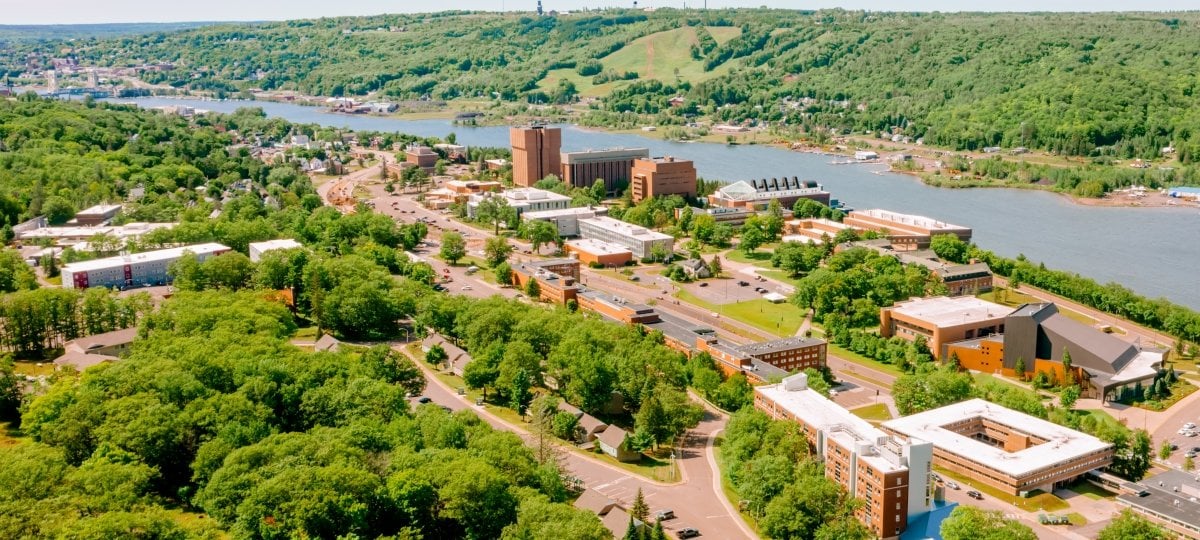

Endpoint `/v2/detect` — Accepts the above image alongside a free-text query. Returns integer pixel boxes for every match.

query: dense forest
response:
[6,9,1200,162]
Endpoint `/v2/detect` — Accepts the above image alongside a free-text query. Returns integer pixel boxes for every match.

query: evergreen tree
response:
[1014,357,1026,379]
[631,488,649,524]
[1061,348,1074,387]
[525,278,541,299]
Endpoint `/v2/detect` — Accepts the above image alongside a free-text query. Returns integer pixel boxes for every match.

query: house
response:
[422,334,472,376]
[597,426,640,462]
[678,258,711,279]
[53,327,138,372]
[573,489,618,516]
[557,400,608,442]
[314,334,342,352]
[601,508,643,539]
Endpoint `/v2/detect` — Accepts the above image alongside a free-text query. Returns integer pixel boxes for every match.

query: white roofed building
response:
[61,243,231,290]
[248,239,305,262]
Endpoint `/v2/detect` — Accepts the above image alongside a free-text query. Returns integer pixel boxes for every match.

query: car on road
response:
[677,528,700,539]
[931,473,943,483]
[737,281,750,286]
[1186,451,1197,458]
[1192,446,1200,453]
[462,286,473,291]
[416,396,432,404]
[630,275,640,281]
[945,481,960,490]
[967,490,983,500]
[656,509,675,521]
[698,282,708,287]
[1186,423,1197,430]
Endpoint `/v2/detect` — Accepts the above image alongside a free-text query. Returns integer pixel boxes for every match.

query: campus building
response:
[707,178,831,210]
[697,335,827,379]
[883,399,1113,496]
[61,243,231,290]
[578,216,674,260]
[73,203,123,226]
[560,148,649,194]
[844,209,972,250]
[630,157,697,203]
[405,144,438,171]
[565,238,633,267]
[17,222,176,247]
[946,303,1166,401]
[509,260,580,304]
[521,206,608,237]
[784,218,852,244]
[466,188,571,218]
[248,239,303,262]
[845,241,994,296]
[756,373,934,539]
[881,296,1010,358]
[510,126,562,187]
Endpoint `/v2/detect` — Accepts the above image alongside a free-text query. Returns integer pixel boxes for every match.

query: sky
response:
[2,1,1190,25]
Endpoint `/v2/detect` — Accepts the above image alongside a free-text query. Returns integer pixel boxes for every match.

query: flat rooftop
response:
[522,206,607,219]
[579,216,673,241]
[889,296,1011,328]
[566,238,633,256]
[883,398,1112,478]
[62,243,230,273]
[249,239,303,251]
[738,336,825,356]
[757,375,906,473]
[561,148,649,162]
[76,203,123,216]
[1117,469,1200,535]
[851,209,969,233]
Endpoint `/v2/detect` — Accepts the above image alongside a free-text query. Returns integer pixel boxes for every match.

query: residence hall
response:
[945,303,1166,401]
[847,240,994,296]
[630,156,697,203]
[510,125,562,187]
[560,148,649,194]
[578,216,674,260]
[881,296,1011,358]
[697,335,827,378]
[707,177,831,210]
[844,209,972,250]
[883,399,1113,496]
[61,243,231,290]
[756,373,934,540]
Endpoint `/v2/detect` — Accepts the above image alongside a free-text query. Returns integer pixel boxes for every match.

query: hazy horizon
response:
[2,1,1193,26]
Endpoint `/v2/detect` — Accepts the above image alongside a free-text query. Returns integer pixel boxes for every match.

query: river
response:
[116,97,1200,310]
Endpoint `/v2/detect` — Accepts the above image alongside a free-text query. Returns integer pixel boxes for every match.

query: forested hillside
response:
[6,9,1200,160]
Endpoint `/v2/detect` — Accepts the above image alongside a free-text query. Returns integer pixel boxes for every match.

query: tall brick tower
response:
[510,125,562,187]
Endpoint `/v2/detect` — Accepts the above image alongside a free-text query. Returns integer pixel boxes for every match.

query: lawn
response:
[936,467,1069,512]
[1063,479,1118,500]
[723,249,774,268]
[293,326,319,340]
[849,403,892,423]
[827,343,906,379]
[0,421,24,448]
[675,289,803,337]
[13,361,54,378]
[1076,409,1126,432]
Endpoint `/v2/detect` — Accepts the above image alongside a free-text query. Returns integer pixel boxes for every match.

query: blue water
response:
[118,97,1200,310]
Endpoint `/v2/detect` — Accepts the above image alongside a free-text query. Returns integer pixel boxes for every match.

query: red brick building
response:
[630,157,696,202]
[510,126,562,187]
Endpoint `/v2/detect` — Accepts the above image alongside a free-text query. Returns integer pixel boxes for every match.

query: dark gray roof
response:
[737,336,826,356]
[937,262,993,280]
[747,359,789,380]
[1040,312,1138,374]
[573,489,617,516]
[1117,469,1200,532]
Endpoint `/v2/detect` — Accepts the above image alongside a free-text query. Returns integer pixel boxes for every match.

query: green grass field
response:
[849,403,892,423]
[1064,479,1118,500]
[675,289,803,337]
[936,467,1069,512]
[538,27,742,97]
[827,343,905,380]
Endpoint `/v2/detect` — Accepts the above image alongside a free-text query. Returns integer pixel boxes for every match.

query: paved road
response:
[399,344,757,540]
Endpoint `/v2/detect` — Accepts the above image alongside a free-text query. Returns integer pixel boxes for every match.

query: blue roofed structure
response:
[1168,186,1200,197]
[900,501,958,540]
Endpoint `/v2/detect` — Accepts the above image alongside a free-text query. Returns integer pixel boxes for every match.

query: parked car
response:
[737,281,750,286]
[967,490,983,500]
[655,509,675,521]
[677,528,700,539]
[630,275,640,282]
[1186,451,1197,458]
[1186,422,1197,430]
[462,286,473,291]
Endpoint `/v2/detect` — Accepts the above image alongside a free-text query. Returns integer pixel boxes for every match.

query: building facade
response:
[466,188,571,218]
[565,239,633,267]
[405,144,438,171]
[844,209,972,250]
[560,148,649,194]
[630,157,697,203]
[883,399,1113,496]
[707,178,831,210]
[510,126,562,187]
[880,296,1010,359]
[61,243,231,290]
[509,261,580,305]
[521,206,608,237]
[578,216,674,260]
[756,373,933,539]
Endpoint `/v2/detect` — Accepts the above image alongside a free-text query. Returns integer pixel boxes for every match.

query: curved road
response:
[399,344,757,539]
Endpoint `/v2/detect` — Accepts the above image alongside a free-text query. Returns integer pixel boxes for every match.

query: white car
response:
[1180,428,1195,436]
[461,286,473,291]
[1186,423,1197,430]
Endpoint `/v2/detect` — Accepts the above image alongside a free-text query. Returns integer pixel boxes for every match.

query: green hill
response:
[6,9,1200,162]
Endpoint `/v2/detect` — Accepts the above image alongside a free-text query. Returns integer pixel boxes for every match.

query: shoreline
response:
[115,94,1196,210]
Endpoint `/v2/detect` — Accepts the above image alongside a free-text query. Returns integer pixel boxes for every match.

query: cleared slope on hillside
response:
[538,26,743,98]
